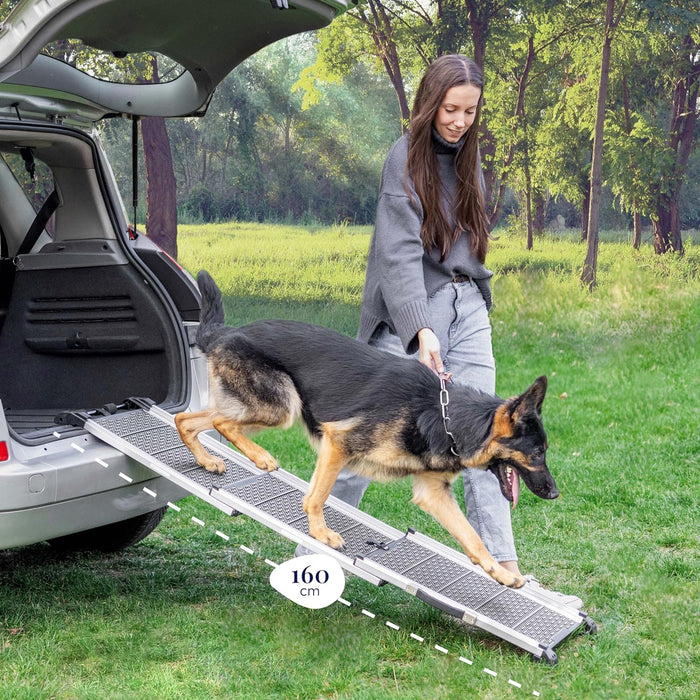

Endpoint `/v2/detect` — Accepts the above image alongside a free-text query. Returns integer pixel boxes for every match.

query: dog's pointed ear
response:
[509,375,548,419]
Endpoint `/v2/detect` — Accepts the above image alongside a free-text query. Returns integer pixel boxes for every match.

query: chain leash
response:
[438,372,459,457]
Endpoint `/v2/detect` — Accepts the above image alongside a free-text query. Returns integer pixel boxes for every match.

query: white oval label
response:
[269,554,345,609]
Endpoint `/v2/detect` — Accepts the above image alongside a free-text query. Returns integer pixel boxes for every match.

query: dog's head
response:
[483,376,559,507]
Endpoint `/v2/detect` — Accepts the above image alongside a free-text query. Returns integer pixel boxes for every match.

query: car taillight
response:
[0,441,8,461]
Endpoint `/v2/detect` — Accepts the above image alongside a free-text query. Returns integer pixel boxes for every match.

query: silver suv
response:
[0,0,347,551]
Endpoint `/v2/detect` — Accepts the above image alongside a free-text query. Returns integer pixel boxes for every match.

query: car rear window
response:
[1,150,55,236]
[42,40,185,85]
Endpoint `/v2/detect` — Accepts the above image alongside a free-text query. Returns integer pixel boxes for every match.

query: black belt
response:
[452,274,473,284]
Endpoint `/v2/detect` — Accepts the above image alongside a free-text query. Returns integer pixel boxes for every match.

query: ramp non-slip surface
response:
[74,404,595,663]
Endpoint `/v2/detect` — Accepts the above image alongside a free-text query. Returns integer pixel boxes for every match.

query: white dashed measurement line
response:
[80,443,544,699]
[53,431,61,439]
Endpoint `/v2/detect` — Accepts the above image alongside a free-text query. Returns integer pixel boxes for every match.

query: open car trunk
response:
[0,123,190,443]
[0,249,185,439]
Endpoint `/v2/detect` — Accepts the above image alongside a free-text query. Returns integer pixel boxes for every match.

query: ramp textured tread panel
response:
[96,410,166,435]
[181,462,253,490]
[94,412,256,488]
[364,539,437,574]
[290,513,390,559]
[402,555,470,593]
[434,568,511,610]
[83,407,592,660]
[226,473,299,506]
[240,488,307,523]
[476,589,541,628]
[514,608,577,647]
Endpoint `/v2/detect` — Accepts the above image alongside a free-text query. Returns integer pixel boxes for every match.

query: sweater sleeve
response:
[374,186,432,354]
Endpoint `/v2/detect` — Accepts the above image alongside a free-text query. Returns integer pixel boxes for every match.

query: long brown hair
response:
[407,55,490,263]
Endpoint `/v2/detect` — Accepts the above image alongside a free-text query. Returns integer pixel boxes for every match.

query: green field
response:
[2,224,698,699]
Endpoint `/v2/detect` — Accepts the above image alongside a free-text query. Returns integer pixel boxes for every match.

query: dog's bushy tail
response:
[196,270,226,351]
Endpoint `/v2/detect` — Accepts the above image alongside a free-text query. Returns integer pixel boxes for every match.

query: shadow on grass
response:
[0,535,272,607]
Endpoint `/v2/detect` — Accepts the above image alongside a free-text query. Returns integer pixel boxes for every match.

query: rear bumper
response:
[0,474,188,549]
[0,435,189,548]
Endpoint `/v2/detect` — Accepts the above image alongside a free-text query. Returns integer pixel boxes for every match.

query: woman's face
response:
[433,84,482,143]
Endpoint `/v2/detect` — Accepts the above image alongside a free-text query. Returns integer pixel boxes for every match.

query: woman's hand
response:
[417,328,444,375]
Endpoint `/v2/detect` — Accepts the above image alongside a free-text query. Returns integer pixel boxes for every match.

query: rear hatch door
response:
[0,0,348,122]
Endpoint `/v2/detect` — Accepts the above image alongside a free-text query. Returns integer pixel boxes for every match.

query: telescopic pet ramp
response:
[57,399,596,664]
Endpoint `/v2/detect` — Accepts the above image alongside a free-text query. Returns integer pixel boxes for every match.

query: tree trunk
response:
[487,36,535,229]
[582,0,618,290]
[523,125,533,250]
[464,0,501,226]
[533,191,546,235]
[632,211,642,249]
[652,35,697,255]
[581,183,590,241]
[652,202,672,253]
[464,0,489,70]
[622,75,644,250]
[141,57,178,259]
[361,0,411,128]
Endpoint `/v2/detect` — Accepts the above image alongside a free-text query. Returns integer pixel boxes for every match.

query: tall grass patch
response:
[178,222,371,334]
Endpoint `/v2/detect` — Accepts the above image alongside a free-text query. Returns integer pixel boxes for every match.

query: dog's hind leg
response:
[211,416,278,472]
[303,427,349,550]
[412,472,525,588]
[175,410,226,474]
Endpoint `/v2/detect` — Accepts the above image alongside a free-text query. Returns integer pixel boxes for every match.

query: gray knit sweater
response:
[357,131,494,354]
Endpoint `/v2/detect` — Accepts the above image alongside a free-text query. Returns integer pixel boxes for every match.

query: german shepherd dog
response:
[175,271,559,588]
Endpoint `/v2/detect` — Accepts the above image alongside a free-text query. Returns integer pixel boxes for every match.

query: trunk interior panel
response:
[0,253,183,438]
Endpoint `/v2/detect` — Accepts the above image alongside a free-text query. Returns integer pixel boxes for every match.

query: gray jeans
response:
[333,279,517,562]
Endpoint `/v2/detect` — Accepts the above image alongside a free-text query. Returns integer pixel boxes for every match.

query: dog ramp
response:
[60,401,596,664]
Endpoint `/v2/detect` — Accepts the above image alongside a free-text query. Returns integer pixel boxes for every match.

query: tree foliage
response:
[1,0,698,267]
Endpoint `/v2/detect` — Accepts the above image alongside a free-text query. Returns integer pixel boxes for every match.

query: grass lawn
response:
[1,224,698,699]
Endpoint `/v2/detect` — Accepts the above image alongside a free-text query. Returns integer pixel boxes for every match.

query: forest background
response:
[2,0,698,286]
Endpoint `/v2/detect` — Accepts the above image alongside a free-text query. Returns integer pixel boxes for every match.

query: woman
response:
[332,54,580,606]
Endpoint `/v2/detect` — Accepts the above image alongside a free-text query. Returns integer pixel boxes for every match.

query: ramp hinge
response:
[123,397,156,411]
[365,539,390,551]
[54,410,92,428]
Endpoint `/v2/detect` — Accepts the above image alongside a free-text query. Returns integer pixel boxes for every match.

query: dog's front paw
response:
[200,455,226,474]
[248,447,278,472]
[507,573,526,589]
[254,454,279,472]
[488,564,525,588]
[310,527,345,551]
